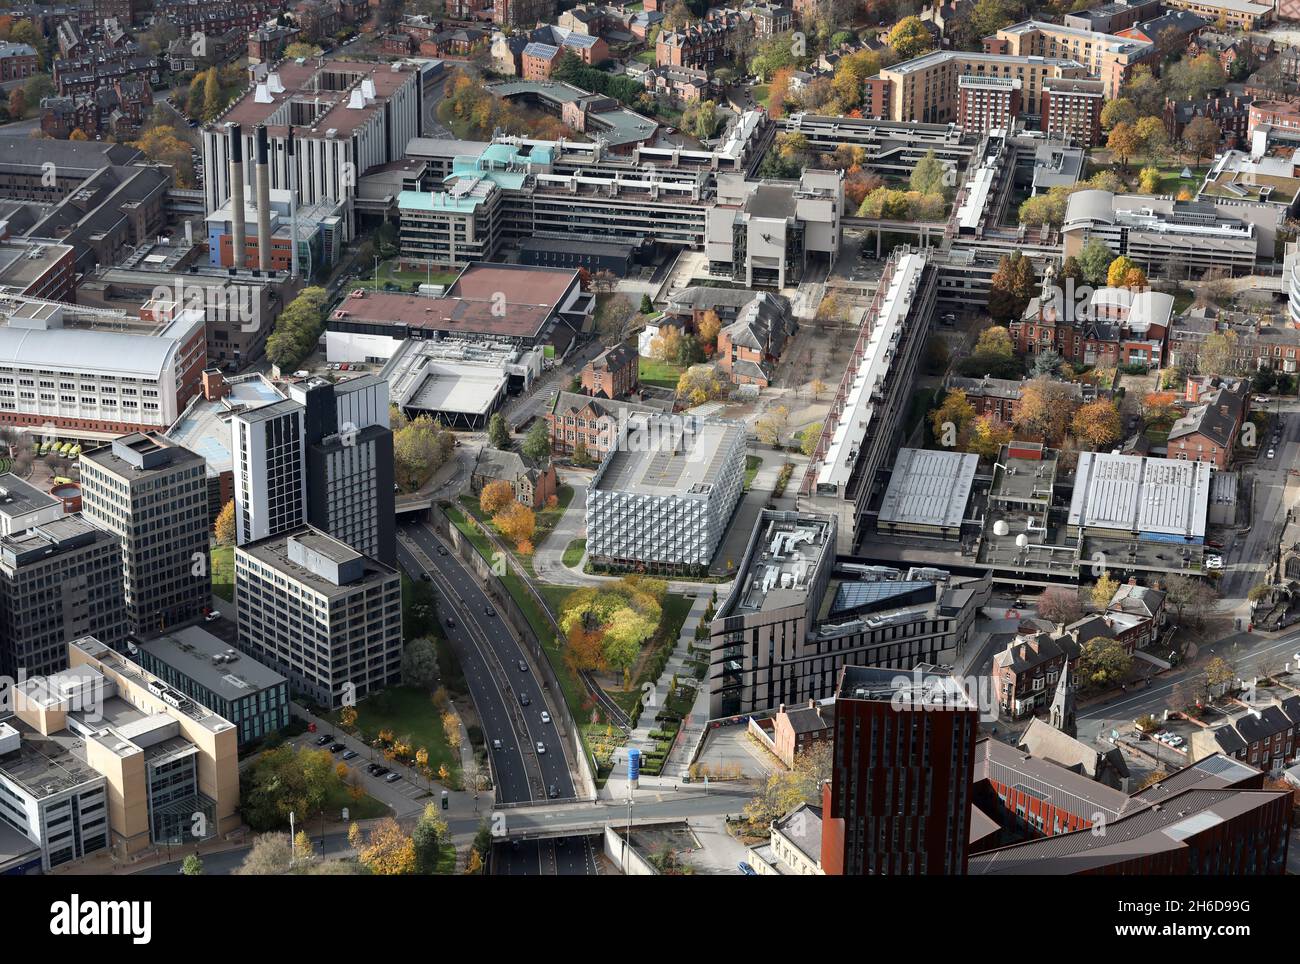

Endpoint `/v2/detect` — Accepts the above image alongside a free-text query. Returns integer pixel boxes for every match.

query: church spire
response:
[1050,662,1076,739]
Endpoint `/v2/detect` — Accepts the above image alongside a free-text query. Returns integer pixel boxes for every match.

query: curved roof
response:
[0,326,177,379]
[1063,188,1116,229]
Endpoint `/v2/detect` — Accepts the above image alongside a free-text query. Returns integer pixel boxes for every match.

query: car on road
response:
[518,692,530,706]
[540,711,551,724]
[445,617,456,628]
[548,784,559,799]
[1268,448,1276,459]
[204,610,221,622]
[1205,555,1224,570]
[420,572,432,581]
[536,741,546,755]
[517,660,528,672]
[492,738,503,751]
[314,734,334,746]
[484,606,496,617]
[342,750,358,760]
[437,545,448,555]
[329,742,346,753]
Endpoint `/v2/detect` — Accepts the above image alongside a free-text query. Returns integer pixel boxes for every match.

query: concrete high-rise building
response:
[820,664,979,876]
[79,433,210,639]
[0,516,127,679]
[232,376,394,564]
[231,399,307,545]
[235,527,402,708]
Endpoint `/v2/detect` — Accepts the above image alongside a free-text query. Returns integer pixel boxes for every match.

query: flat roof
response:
[818,252,928,489]
[0,472,59,517]
[239,528,397,599]
[593,415,744,498]
[165,374,285,476]
[1068,451,1210,539]
[137,624,286,702]
[878,448,978,529]
[731,512,835,615]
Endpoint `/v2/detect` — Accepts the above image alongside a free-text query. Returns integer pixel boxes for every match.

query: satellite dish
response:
[993,520,1009,537]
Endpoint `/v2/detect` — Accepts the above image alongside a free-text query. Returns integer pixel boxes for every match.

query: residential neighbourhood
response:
[2,0,1300,922]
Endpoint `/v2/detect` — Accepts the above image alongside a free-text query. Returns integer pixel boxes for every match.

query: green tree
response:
[522,419,551,462]
[799,423,823,457]
[202,68,223,122]
[401,638,439,689]
[181,854,204,876]
[1100,97,1137,132]
[909,150,948,197]
[1091,572,1119,610]
[412,803,449,874]
[1077,238,1114,286]
[488,413,511,450]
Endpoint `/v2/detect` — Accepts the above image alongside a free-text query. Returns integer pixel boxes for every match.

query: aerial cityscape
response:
[1,0,1300,906]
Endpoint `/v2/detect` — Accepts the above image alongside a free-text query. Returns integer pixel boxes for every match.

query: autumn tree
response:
[755,404,790,446]
[799,422,823,457]
[494,500,537,550]
[696,309,722,349]
[1204,655,1235,695]
[1100,97,1137,132]
[1037,586,1083,626]
[202,67,223,121]
[887,17,933,59]
[479,479,514,516]
[1183,115,1220,164]
[1108,121,1141,169]
[1198,330,1240,376]
[1077,636,1133,690]
[988,252,1036,321]
[1015,378,1081,445]
[1090,572,1119,610]
[930,388,976,449]
[358,817,417,875]
[1072,400,1123,448]
[1107,255,1147,289]
[968,415,1013,460]
[7,88,24,121]
[214,499,236,545]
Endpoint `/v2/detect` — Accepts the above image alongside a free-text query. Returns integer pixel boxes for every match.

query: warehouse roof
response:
[1067,451,1209,539]
[878,448,978,530]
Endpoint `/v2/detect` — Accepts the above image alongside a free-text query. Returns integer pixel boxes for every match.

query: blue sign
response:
[627,748,641,782]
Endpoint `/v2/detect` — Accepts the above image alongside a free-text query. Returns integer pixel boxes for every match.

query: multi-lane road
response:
[395,518,600,874]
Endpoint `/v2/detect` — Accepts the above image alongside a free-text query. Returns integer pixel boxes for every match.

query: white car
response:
[1205,555,1224,570]
[1267,448,1276,459]
[1166,735,1185,747]
[540,711,551,724]
[536,742,546,755]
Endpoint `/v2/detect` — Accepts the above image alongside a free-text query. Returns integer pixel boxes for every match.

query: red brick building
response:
[957,74,1021,136]
[821,665,979,876]
[546,391,669,460]
[580,343,638,400]
[1041,78,1104,147]
[1166,376,1249,469]
[656,11,750,70]
[992,630,1077,720]
[0,42,38,84]
[771,700,832,769]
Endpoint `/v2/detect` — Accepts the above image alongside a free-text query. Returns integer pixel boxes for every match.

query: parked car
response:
[204,610,220,622]
[384,772,401,783]
[314,734,333,746]
[1205,555,1224,570]
[342,750,358,760]
[373,766,391,777]
[1267,448,1276,460]
[738,861,757,876]
[329,742,346,753]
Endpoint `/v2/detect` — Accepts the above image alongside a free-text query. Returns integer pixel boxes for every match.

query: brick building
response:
[580,343,638,400]
[957,74,1022,136]
[1041,78,1104,147]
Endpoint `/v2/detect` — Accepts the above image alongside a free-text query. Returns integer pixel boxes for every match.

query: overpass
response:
[394,492,434,516]
[843,216,949,254]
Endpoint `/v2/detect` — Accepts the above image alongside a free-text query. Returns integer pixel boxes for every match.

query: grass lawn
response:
[211,545,234,602]
[744,455,762,490]
[1170,287,1196,315]
[640,356,684,390]
[563,538,586,567]
[357,258,459,290]
[1153,165,1207,199]
[457,485,573,576]
[434,842,458,874]
[328,686,459,781]
[752,85,770,107]
[323,784,389,821]
[634,49,656,64]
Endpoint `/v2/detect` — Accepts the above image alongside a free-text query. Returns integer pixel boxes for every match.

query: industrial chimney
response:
[255,125,272,273]
[228,123,245,269]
